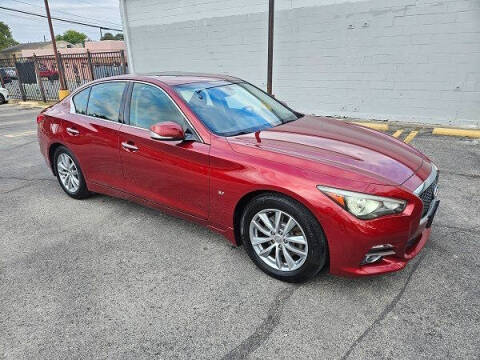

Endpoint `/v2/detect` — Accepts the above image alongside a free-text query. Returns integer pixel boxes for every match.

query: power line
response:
[0,5,122,31]
[9,0,122,28]
[0,9,47,24]
[3,2,123,30]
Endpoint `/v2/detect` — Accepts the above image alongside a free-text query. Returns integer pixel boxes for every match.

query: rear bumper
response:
[37,122,54,173]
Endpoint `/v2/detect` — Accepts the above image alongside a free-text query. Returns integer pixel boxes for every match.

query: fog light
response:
[363,254,383,264]
[361,244,395,265]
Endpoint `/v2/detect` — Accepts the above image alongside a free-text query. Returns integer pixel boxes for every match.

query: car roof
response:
[149,72,243,86]
[102,72,242,86]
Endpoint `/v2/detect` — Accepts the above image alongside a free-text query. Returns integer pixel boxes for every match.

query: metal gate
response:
[0,50,128,101]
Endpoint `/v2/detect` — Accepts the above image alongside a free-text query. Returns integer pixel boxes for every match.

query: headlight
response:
[317,186,406,219]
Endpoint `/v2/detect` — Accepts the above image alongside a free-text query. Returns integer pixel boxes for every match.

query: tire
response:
[54,146,91,199]
[0,94,5,105]
[241,193,327,283]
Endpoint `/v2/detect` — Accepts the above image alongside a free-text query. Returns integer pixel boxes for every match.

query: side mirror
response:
[150,122,184,141]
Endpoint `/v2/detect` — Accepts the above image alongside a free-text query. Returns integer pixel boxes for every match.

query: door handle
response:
[66,127,79,136]
[121,141,139,152]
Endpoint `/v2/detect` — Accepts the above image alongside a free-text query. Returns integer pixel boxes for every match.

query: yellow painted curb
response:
[353,122,389,131]
[432,128,480,138]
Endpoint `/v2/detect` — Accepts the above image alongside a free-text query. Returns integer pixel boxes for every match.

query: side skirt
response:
[87,181,235,243]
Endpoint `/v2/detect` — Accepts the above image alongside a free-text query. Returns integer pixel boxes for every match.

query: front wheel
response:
[241,194,327,282]
[54,146,91,199]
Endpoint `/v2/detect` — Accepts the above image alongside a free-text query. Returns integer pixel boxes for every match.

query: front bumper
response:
[322,191,439,277]
[340,199,439,276]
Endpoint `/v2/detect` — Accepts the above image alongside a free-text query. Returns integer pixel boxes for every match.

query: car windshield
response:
[173,81,299,136]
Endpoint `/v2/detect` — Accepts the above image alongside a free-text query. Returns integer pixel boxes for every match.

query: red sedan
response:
[37,73,439,282]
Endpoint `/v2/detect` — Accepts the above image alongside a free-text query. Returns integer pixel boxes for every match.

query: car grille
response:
[419,175,438,217]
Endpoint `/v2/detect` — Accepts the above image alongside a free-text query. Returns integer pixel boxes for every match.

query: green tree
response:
[56,30,87,45]
[0,22,18,51]
[101,32,114,40]
[101,32,124,41]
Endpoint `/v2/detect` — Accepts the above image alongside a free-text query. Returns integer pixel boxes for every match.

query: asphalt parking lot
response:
[0,103,479,359]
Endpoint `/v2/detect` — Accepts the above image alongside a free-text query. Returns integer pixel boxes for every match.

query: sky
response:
[1,0,123,43]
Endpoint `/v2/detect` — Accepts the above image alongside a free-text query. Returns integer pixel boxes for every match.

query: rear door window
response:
[87,82,126,121]
[72,87,90,115]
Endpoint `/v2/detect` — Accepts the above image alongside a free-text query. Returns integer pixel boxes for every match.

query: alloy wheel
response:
[57,153,80,193]
[249,209,308,272]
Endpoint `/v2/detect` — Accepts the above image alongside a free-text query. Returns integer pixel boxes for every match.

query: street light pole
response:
[44,0,69,98]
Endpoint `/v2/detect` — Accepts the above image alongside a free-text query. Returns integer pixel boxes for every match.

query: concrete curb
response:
[10,100,56,109]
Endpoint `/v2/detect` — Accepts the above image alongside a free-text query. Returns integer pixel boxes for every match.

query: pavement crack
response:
[441,170,480,180]
[0,176,54,182]
[221,286,296,360]
[0,176,55,194]
[340,253,426,360]
[1,183,35,194]
[436,223,480,234]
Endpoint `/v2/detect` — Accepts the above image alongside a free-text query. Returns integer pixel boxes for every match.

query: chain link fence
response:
[0,50,128,101]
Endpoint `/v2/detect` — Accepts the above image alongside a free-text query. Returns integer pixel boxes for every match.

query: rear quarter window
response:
[72,87,90,115]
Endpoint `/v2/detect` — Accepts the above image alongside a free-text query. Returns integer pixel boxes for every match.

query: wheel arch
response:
[233,190,270,246]
[233,189,329,252]
[48,142,69,176]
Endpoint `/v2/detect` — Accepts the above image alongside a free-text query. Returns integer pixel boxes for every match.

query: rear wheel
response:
[241,193,327,282]
[0,94,5,105]
[54,146,91,199]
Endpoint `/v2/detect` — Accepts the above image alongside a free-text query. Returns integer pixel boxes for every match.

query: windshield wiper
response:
[229,130,252,136]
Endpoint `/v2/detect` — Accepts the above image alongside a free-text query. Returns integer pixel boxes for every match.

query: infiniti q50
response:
[37,73,439,282]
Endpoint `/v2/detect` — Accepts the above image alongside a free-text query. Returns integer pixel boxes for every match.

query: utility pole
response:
[44,0,69,98]
[267,0,274,95]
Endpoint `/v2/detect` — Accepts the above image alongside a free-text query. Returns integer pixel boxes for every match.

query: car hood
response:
[227,115,427,186]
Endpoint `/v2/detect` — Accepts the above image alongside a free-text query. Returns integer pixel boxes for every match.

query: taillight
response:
[37,113,46,124]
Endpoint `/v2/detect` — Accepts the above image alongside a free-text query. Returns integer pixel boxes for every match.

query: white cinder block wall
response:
[120,0,480,127]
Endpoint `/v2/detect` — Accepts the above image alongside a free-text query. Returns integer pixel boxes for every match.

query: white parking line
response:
[0,110,40,117]
[0,119,35,127]
[4,130,37,138]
